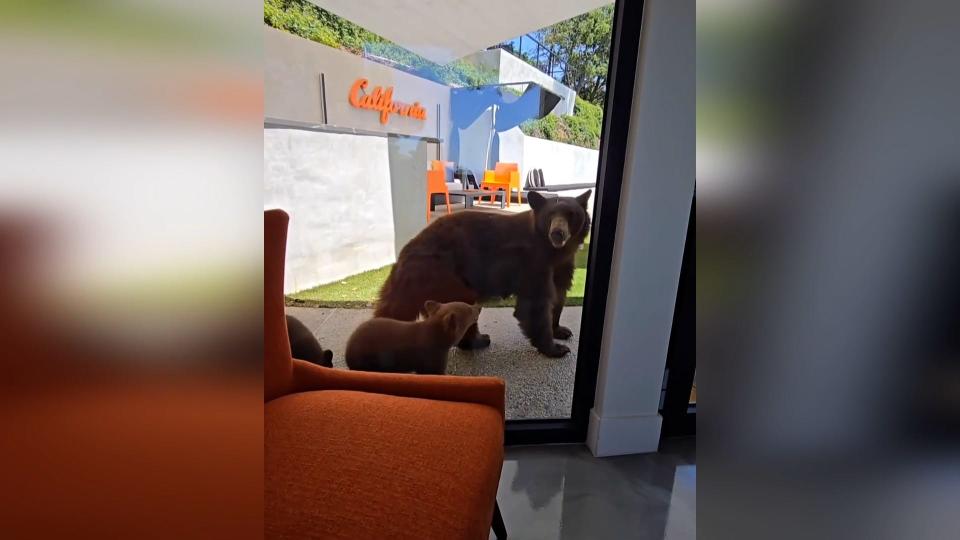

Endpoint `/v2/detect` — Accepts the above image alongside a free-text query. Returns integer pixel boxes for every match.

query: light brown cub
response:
[345,301,482,374]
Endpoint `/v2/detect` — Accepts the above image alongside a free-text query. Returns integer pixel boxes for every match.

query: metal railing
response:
[489,33,564,81]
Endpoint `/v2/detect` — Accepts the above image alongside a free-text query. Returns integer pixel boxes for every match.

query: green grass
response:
[286,241,590,309]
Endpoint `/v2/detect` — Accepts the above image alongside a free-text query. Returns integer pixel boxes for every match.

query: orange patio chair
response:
[481,162,521,207]
[426,160,453,224]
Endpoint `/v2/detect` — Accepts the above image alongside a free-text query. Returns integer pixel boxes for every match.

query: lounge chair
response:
[524,168,595,196]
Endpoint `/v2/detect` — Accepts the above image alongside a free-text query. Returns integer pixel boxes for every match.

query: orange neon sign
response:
[348,78,428,125]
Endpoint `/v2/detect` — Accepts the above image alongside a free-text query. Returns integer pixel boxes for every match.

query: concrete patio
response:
[286,305,582,420]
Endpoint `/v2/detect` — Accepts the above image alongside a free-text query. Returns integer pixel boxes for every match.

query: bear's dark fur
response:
[286,314,333,367]
[375,190,591,357]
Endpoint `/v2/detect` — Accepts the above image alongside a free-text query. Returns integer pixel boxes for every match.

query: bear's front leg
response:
[552,262,575,340]
[515,294,569,357]
[552,293,573,340]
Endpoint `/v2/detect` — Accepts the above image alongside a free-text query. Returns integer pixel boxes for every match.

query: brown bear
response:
[345,301,482,374]
[375,190,591,357]
[286,314,333,367]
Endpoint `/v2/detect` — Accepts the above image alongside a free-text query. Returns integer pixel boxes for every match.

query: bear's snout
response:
[550,229,567,244]
[549,216,571,247]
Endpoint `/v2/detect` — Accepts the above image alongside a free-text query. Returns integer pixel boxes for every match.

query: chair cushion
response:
[266,390,504,540]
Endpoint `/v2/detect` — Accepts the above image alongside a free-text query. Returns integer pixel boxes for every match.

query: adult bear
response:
[375,190,591,357]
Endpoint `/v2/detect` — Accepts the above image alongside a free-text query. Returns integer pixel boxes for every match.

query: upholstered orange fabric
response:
[291,359,505,416]
[266,390,503,540]
[264,209,293,402]
[264,209,506,540]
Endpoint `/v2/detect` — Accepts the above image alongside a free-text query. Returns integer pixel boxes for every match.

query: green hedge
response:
[264,0,495,86]
[520,97,603,149]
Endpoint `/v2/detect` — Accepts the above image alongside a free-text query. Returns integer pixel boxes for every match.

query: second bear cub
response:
[345,300,481,374]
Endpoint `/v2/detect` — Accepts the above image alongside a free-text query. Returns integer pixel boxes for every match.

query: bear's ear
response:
[527,190,547,211]
[575,190,592,209]
[322,349,333,367]
[424,300,441,316]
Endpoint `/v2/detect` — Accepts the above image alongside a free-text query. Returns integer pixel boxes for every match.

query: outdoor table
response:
[448,189,506,209]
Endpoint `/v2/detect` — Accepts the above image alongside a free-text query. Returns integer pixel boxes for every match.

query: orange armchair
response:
[482,162,521,207]
[265,209,507,540]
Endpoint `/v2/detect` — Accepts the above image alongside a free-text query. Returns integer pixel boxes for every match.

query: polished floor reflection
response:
[493,439,695,540]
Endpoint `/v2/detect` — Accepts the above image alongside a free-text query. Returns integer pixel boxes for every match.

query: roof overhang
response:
[308,0,613,64]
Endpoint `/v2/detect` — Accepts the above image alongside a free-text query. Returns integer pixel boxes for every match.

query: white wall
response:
[264,129,396,294]
[496,127,526,171]
[494,128,598,210]
[498,50,577,116]
[457,108,495,178]
[587,0,695,457]
[463,49,577,115]
[522,134,599,187]
[265,26,452,144]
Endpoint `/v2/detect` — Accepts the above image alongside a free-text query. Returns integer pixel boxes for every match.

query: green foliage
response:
[264,0,495,86]
[264,0,339,48]
[364,41,496,86]
[535,5,614,106]
[520,96,603,149]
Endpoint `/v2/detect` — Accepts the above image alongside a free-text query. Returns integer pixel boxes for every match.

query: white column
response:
[587,0,695,457]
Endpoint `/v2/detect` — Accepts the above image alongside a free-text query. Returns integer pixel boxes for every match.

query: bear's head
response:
[423,300,482,343]
[527,190,592,250]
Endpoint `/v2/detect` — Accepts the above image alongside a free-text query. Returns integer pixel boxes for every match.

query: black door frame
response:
[660,195,696,439]
[505,0,646,445]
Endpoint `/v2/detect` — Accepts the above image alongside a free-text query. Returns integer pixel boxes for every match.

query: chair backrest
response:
[265,209,294,402]
[494,162,518,182]
[426,168,448,193]
[536,168,546,187]
[525,170,536,189]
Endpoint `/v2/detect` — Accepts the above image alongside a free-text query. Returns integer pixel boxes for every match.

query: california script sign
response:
[348,78,428,125]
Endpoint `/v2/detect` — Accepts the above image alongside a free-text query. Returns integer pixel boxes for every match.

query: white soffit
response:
[308,0,613,64]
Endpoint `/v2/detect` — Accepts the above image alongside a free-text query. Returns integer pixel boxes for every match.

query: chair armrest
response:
[289,359,506,418]
[509,171,520,187]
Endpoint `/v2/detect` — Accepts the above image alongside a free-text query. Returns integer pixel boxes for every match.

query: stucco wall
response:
[465,49,577,116]
[265,27,443,292]
[457,108,495,179]
[264,128,396,294]
[494,129,598,210]
[265,26,452,144]
[522,134,599,187]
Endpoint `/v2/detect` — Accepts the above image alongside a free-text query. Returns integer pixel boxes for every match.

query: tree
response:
[539,5,614,106]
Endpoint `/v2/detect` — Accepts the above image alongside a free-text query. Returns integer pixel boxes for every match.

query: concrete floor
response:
[285,306,582,420]
[493,439,696,540]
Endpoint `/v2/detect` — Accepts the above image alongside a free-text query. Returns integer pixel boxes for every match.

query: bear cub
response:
[286,314,334,367]
[345,301,481,374]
